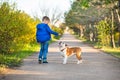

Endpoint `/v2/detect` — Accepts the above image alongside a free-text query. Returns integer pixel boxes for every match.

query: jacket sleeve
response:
[36,24,39,30]
[45,24,58,36]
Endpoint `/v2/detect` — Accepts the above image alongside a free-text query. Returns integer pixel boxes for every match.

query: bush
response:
[0,2,39,54]
[96,19,111,47]
[51,25,64,39]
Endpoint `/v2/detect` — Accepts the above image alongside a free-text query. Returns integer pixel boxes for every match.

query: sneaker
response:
[43,60,48,63]
[38,59,42,64]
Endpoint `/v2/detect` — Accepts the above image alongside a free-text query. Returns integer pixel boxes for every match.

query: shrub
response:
[0,2,39,54]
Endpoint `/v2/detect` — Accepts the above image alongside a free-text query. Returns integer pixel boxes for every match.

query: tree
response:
[34,0,72,25]
[65,0,119,48]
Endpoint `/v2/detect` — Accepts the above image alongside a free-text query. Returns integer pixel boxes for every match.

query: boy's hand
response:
[55,34,60,37]
[58,34,61,36]
[55,33,59,36]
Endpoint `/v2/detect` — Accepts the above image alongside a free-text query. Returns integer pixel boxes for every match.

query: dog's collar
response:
[61,48,66,52]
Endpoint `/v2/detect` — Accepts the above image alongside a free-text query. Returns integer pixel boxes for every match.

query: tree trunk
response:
[119,32,120,46]
[110,10,116,48]
[89,24,93,41]
[115,9,120,46]
[79,25,84,38]
[92,25,96,42]
[78,26,80,37]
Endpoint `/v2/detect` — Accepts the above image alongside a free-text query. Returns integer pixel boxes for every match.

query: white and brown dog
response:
[58,41,82,64]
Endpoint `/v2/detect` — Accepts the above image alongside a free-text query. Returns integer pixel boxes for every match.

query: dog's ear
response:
[65,44,68,46]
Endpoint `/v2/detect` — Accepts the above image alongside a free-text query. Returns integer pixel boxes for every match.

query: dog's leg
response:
[76,52,82,64]
[63,57,67,64]
[77,59,82,64]
[79,59,83,63]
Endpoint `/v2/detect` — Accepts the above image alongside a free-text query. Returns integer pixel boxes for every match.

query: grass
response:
[102,47,120,58]
[0,43,39,74]
[74,34,120,59]
[84,40,120,58]
[0,64,6,76]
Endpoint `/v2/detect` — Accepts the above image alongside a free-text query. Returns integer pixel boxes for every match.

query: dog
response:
[58,41,82,64]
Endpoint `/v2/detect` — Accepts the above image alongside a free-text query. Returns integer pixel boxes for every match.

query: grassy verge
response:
[0,43,39,67]
[74,34,120,59]
[84,41,120,58]
[0,43,39,74]
[102,47,120,58]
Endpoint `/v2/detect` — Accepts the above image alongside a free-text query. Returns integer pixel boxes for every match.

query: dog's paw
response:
[77,60,82,64]
[63,62,67,64]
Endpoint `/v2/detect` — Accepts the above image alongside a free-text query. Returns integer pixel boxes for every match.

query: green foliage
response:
[0,2,39,54]
[52,26,64,35]
[51,25,64,39]
[78,0,90,9]
[96,19,111,46]
[65,0,119,48]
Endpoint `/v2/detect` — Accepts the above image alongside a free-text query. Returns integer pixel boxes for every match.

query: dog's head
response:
[58,41,68,49]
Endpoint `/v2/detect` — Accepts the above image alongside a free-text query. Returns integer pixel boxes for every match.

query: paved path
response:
[3,32,120,80]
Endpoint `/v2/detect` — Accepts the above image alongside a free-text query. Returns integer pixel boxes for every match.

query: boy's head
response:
[42,16,50,24]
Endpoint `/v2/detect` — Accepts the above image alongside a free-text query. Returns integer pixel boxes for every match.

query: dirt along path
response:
[3,32,120,80]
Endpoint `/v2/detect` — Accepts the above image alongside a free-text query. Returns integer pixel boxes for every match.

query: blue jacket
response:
[36,23,58,43]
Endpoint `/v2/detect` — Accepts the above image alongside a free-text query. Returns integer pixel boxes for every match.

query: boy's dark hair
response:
[42,16,50,21]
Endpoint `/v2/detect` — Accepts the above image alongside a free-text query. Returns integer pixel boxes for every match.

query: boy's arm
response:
[36,24,39,30]
[45,24,58,36]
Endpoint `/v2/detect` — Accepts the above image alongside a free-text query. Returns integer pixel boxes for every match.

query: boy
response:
[36,16,58,64]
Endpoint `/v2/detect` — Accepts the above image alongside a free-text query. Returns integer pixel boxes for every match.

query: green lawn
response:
[86,41,120,58]
[0,43,39,74]
[102,48,120,58]
[85,41,120,58]
[0,43,39,67]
